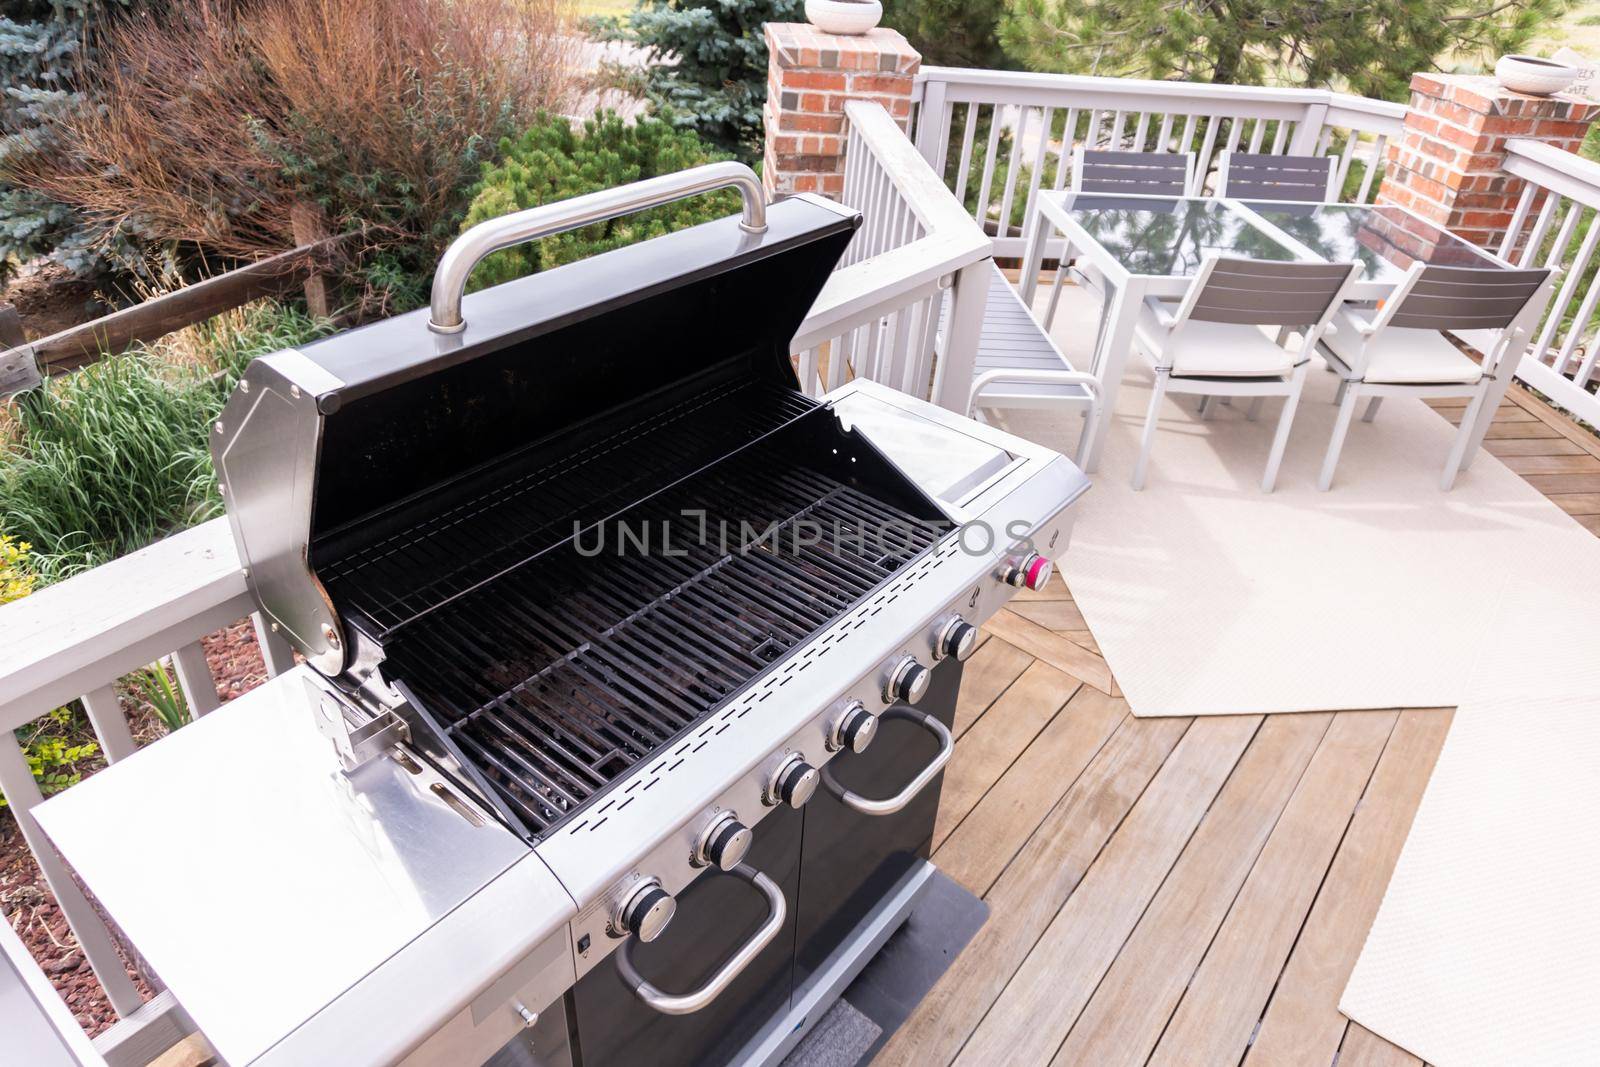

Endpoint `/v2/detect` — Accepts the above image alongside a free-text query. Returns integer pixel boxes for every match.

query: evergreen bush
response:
[461,113,739,290]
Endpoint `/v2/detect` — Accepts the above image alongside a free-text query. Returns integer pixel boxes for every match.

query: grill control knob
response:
[767,754,819,808]
[829,701,878,754]
[886,655,932,705]
[694,812,753,871]
[1003,552,1053,591]
[935,616,980,662]
[616,879,675,942]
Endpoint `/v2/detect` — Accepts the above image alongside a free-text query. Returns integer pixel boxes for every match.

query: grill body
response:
[42,173,1099,1066]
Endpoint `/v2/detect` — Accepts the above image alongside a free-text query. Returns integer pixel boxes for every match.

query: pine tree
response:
[599,0,803,161]
[882,0,1012,70]
[1000,0,1559,101]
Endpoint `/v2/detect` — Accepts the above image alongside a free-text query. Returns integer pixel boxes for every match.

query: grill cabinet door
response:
[568,804,801,1066]
[792,658,962,991]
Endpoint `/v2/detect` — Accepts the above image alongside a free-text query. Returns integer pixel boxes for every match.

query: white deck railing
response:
[792,99,993,410]
[910,67,1406,257]
[1497,138,1600,431]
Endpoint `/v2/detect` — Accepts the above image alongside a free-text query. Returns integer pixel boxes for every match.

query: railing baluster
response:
[81,685,137,763]
[1087,109,1106,149]
[1179,113,1199,156]
[1270,120,1290,154]
[1335,133,1358,194]
[953,102,979,203]
[1554,268,1600,377]
[891,304,918,395]
[1155,113,1174,153]
[1534,206,1599,366]
[796,346,821,396]
[252,612,295,678]
[1133,112,1150,151]
[1499,181,1539,261]
[976,105,1003,229]
[916,291,943,401]
[1052,108,1078,191]
[1110,110,1127,148]
[1247,118,1267,153]
[1545,199,1584,271]
[0,730,144,1016]
[997,106,1030,238]
[1315,125,1333,156]
[170,642,221,719]
[1356,134,1386,202]
[1520,191,1562,267]
[1024,106,1053,232]
[1195,115,1223,195]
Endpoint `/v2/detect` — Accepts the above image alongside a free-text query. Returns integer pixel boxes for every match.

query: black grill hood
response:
[306,195,861,540]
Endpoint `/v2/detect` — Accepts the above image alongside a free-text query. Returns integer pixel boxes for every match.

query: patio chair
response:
[964,262,1102,464]
[1315,262,1557,491]
[1215,151,1339,202]
[1132,255,1362,492]
[1042,147,1197,329]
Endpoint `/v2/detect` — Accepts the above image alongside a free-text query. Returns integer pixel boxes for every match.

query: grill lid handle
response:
[614,862,786,1016]
[428,160,769,335]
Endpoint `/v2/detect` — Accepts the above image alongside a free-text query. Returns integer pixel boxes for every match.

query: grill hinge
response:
[308,679,410,771]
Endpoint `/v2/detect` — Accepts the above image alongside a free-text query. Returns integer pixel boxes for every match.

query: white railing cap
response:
[0,518,249,720]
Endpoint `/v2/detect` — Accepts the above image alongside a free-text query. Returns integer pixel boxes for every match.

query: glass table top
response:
[1237,201,1502,283]
[1057,195,1301,277]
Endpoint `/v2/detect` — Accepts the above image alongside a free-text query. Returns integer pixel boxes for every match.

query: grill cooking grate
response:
[317,378,815,636]
[384,443,946,836]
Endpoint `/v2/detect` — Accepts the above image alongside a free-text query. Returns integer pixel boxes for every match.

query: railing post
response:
[1287,102,1327,155]
[933,260,991,413]
[1376,74,1599,252]
[913,77,949,172]
[762,23,922,200]
[81,685,137,763]
[0,729,144,1016]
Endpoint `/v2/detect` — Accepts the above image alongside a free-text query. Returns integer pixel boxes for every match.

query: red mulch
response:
[0,617,270,1036]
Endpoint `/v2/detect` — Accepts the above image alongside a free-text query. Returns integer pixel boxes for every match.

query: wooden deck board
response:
[886,299,1591,1067]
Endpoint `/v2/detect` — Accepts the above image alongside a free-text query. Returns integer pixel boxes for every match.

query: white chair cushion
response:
[1322,321,1483,385]
[1136,308,1296,378]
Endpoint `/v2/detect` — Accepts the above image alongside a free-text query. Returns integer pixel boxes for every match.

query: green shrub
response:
[0,533,34,605]
[593,0,801,160]
[4,707,99,808]
[0,302,330,582]
[461,114,739,291]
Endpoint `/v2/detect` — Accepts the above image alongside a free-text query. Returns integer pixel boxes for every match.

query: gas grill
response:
[35,163,1090,1067]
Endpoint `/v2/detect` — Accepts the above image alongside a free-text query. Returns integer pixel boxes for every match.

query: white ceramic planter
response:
[805,0,883,36]
[1495,55,1578,96]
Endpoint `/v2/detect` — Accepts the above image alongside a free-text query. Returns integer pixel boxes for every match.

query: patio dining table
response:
[1015,191,1515,473]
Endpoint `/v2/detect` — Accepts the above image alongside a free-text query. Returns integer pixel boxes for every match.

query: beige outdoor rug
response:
[1337,543,1600,1067]
[985,284,1600,717]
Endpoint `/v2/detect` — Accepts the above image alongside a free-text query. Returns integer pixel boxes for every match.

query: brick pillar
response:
[762,23,921,199]
[1377,73,1599,252]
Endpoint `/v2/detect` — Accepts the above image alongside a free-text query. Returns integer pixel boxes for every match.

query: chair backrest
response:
[1176,256,1361,328]
[1215,152,1339,202]
[1162,256,1362,368]
[1381,263,1551,332]
[1348,262,1556,378]
[1071,146,1193,196]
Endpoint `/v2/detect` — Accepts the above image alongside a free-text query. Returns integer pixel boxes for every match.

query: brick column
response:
[1377,73,1599,251]
[762,23,921,199]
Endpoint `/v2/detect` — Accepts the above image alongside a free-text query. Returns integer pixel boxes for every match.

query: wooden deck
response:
[885,383,1599,1067]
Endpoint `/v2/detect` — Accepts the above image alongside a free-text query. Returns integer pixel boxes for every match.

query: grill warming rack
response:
[382,439,947,838]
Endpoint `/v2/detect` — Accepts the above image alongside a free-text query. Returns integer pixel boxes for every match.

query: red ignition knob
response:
[1004,552,1053,591]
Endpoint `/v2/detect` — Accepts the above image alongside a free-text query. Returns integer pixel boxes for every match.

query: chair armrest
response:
[969,368,1101,411]
[1141,296,1178,329]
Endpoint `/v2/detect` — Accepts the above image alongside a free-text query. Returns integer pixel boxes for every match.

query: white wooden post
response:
[914,78,950,172]
[0,731,144,1016]
[933,259,991,412]
[169,642,221,719]
[252,612,296,678]
[80,685,137,764]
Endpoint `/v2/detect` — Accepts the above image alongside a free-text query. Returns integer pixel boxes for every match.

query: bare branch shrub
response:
[14,0,577,310]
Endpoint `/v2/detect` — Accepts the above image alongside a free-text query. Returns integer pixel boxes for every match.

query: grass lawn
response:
[571,0,632,17]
